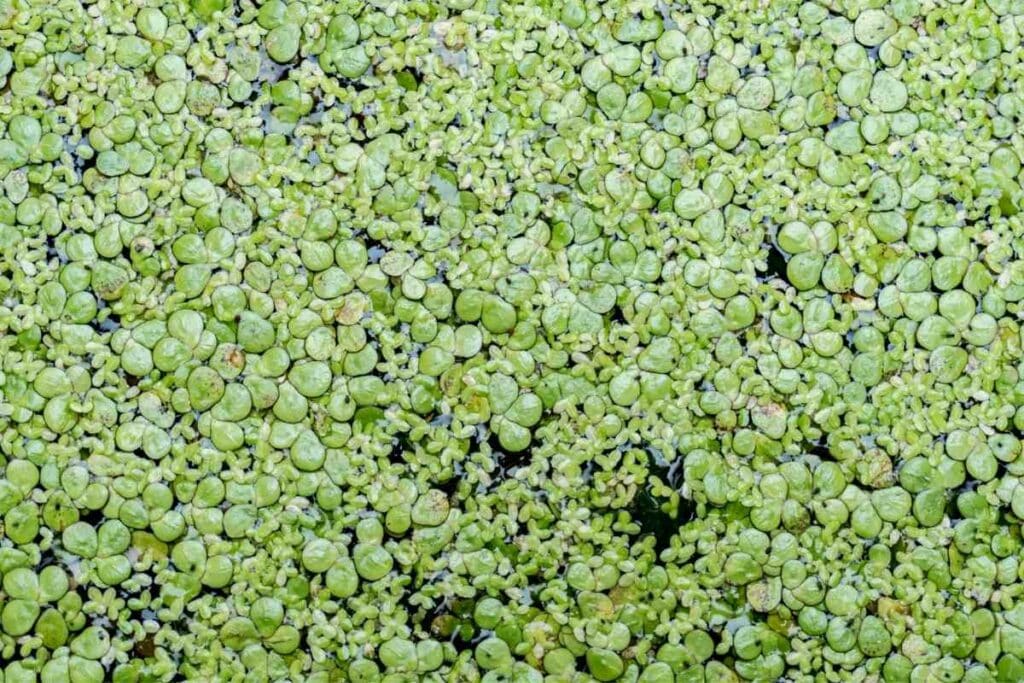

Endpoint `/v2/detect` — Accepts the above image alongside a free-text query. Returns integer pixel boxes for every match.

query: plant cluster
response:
[0,0,1023,681]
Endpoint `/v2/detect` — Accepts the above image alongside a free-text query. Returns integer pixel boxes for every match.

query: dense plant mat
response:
[0,0,1022,681]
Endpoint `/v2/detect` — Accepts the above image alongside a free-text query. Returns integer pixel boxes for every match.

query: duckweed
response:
[0,0,1022,681]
